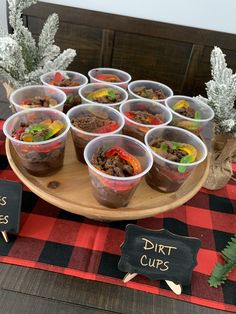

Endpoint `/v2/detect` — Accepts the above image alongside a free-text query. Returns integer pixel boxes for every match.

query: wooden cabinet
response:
[24,2,236,97]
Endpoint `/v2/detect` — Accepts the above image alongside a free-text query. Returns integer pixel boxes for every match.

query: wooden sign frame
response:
[118,225,201,294]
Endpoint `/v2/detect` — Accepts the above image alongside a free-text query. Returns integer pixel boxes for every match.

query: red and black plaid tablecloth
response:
[0,120,235,312]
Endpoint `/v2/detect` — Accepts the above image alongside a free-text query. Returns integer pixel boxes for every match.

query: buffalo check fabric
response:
[0,120,235,312]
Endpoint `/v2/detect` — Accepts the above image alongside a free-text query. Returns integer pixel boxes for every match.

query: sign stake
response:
[123,272,138,283]
[1,231,9,243]
[165,280,182,295]
[123,273,182,295]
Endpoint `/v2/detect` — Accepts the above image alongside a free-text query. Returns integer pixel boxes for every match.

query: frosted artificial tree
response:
[0,0,76,95]
[196,47,236,189]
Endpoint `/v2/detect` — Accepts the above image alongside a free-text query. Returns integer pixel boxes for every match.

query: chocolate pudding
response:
[146,139,197,192]
[63,95,81,114]
[20,96,58,108]
[71,110,118,163]
[71,132,87,163]
[133,86,166,100]
[52,78,80,87]
[173,100,201,119]
[90,146,142,208]
[145,164,190,193]
[123,110,164,142]
[91,175,138,208]
[86,88,122,104]
[122,125,147,142]
[20,147,65,176]
[12,119,66,176]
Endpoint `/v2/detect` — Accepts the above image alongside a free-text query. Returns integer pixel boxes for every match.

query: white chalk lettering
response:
[0,215,9,224]
[140,255,169,271]
[142,238,177,256]
[0,196,7,206]
[140,254,148,266]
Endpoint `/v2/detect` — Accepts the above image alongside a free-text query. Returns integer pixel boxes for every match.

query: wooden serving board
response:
[5,135,209,221]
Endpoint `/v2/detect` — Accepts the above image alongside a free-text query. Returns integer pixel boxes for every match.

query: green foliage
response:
[208,235,236,287]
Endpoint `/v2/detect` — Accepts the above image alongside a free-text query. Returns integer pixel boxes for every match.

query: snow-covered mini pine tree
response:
[196,47,236,136]
[196,47,236,190]
[0,0,76,89]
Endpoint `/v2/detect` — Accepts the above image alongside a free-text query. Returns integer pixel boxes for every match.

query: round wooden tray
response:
[6,135,209,221]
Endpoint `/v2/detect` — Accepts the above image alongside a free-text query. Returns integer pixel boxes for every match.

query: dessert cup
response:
[144,126,207,192]
[128,80,173,104]
[79,83,128,110]
[67,104,125,163]
[119,99,172,142]
[40,71,88,113]
[84,134,153,208]
[165,95,214,134]
[88,67,131,89]
[3,108,70,176]
[10,85,67,112]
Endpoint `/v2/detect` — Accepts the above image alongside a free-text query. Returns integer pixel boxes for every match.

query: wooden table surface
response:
[0,84,231,314]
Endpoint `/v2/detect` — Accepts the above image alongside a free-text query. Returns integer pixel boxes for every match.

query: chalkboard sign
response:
[118,225,201,286]
[0,180,22,233]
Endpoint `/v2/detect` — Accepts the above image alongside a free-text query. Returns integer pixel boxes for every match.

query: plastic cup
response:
[144,126,207,193]
[119,99,172,142]
[10,85,67,112]
[79,83,128,110]
[3,108,70,177]
[88,68,131,89]
[128,80,173,104]
[67,104,125,163]
[84,134,153,208]
[165,95,214,134]
[40,71,88,113]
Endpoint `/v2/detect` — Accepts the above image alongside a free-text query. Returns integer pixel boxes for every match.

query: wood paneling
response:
[112,32,192,93]
[27,16,104,74]
[23,2,236,98]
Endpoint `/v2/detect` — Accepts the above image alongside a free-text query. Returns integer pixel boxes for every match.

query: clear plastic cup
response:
[88,68,131,89]
[3,108,70,177]
[79,83,129,110]
[128,80,173,104]
[144,126,207,193]
[119,99,172,142]
[10,85,67,112]
[84,134,153,208]
[165,95,214,134]
[67,104,125,163]
[40,71,88,113]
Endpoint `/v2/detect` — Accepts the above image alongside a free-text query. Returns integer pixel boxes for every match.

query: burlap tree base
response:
[204,134,236,190]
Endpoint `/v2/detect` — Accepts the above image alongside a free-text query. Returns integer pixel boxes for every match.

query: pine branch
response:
[0,0,76,89]
[12,26,38,73]
[208,261,235,288]
[44,49,77,71]
[38,13,59,65]
[0,37,26,80]
[208,235,236,287]
[222,235,236,262]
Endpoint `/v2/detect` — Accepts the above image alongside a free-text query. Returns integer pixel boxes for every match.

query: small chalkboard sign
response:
[0,180,22,241]
[118,225,201,291]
